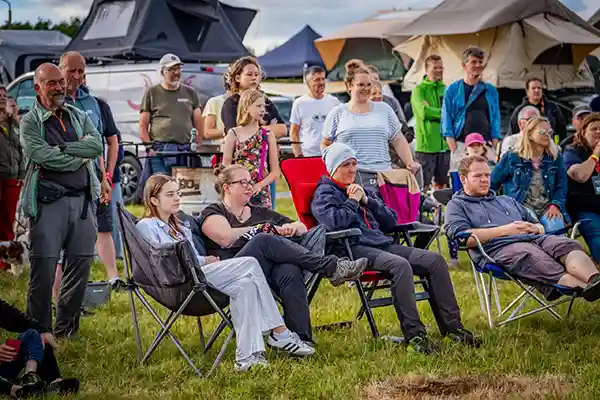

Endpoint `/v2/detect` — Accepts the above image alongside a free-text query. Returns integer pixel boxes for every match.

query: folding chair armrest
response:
[325,228,362,241]
[546,218,591,237]
[388,222,439,234]
[454,231,496,264]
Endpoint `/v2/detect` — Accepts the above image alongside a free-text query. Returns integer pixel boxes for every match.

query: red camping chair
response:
[281,157,434,340]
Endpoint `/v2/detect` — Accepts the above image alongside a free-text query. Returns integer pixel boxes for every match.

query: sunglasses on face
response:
[536,129,554,136]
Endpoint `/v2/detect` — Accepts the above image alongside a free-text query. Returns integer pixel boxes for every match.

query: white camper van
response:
[7,60,224,203]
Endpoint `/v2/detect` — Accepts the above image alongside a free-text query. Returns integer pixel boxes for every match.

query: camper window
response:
[83,0,136,40]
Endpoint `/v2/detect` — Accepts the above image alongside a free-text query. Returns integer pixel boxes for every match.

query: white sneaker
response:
[267,331,315,357]
[234,354,268,372]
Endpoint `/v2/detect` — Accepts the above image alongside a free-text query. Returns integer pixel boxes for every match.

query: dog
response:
[1,213,31,276]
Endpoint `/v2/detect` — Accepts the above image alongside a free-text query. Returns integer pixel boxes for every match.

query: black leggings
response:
[0,347,61,394]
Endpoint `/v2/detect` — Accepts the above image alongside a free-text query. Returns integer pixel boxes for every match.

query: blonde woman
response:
[491,116,568,232]
[221,89,280,208]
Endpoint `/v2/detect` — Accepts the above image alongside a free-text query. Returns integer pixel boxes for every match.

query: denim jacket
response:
[490,151,570,222]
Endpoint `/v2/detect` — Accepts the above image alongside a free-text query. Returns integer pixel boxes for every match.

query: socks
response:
[272,329,291,340]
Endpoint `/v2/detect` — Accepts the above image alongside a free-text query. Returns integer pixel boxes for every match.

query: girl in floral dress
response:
[222,89,280,208]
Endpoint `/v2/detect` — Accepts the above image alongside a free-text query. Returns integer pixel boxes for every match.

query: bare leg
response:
[96,232,119,281]
[561,250,599,283]
[557,273,588,288]
[272,326,286,334]
[24,360,37,374]
[53,265,62,300]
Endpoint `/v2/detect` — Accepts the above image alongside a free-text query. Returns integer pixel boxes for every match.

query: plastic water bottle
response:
[190,128,198,152]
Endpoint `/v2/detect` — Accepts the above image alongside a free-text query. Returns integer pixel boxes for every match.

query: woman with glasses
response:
[491,116,568,233]
[563,113,600,263]
[199,165,368,346]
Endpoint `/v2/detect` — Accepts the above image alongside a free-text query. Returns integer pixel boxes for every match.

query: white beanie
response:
[322,142,357,176]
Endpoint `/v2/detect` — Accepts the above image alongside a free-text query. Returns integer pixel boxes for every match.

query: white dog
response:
[2,213,30,276]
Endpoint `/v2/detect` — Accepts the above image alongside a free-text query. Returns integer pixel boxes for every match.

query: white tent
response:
[392,0,600,90]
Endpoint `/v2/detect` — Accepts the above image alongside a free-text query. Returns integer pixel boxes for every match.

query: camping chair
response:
[281,157,439,341]
[455,221,589,329]
[117,204,233,377]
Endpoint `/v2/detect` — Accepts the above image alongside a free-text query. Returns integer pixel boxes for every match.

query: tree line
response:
[1,17,83,38]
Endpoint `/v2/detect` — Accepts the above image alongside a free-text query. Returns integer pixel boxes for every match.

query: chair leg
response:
[492,278,502,314]
[354,280,380,338]
[129,287,143,362]
[355,281,378,321]
[205,319,229,354]
[207,329,235,377]
[480,273,494,329]
[197,317,206,351]
[471,263,485,313]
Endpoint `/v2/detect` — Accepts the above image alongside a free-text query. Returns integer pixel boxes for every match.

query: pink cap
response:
[465,133,486,147]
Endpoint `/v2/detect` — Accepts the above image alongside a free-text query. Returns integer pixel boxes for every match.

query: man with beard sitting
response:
[19,63,103,338]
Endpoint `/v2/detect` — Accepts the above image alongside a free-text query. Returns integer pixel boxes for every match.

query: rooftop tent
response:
[257,25,323,79]
[65,0,256,63]
[314,9,428,82]
[221,2,256,40]
[0,30,70,84]
[392,0,600,90]
[589,8,600,29]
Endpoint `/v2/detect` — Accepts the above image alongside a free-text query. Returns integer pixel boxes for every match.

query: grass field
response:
[2,193,600,399]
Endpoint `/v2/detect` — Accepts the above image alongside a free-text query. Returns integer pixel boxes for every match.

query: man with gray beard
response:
[19,63,102,337]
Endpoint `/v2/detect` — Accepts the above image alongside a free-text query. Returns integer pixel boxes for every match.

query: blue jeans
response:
[574,211,600,263]
[111,181,124,258]
[18,329,44,363]
[270,181,277,209]
[539,214,566,233]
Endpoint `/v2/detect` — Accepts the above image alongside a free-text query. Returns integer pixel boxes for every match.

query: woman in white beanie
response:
[311,142,480,355]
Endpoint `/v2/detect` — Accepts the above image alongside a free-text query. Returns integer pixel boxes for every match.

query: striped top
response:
[323,101,401,172]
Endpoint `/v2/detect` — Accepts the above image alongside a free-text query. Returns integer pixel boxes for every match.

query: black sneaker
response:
[583,274,600,302]
[406,334,438,355]
[444,328,482,348]
[328,257,369,286]
[16,372,45,398]
[45,378,80,395]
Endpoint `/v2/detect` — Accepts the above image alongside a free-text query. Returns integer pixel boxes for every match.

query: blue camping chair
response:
[455,220,589,328]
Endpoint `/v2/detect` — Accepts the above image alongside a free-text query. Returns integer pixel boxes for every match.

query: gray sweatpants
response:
[27,195,97,336]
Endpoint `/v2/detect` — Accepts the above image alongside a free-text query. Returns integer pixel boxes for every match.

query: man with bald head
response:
[20,62,102,338]
[57,51,124,293]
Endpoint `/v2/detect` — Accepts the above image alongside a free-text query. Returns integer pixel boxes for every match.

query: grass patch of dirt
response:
[363,374,571,399]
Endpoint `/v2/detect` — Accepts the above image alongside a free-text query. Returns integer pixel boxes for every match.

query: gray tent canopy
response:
[0,30,70,84]
[66,0,256,63]
[590,8,600,29]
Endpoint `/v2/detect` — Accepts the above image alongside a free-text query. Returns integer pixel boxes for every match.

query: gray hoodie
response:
[445,189,541,259]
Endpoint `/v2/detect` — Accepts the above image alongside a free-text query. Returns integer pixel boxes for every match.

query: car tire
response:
[119,154,142,205]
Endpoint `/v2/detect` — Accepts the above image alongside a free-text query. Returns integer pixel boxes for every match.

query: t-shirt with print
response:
[202,94,227,135]
[323,101,401,172]
[523,168,549,215]
[199,202,292,260]
[290,94,340,156]
[140,84,200,144]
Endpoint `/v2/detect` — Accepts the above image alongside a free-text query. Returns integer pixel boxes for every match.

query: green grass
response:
[3,197,600,398]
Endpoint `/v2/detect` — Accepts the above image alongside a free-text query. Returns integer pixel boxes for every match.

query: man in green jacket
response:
[411,54,449,190]
[20,63,102,338]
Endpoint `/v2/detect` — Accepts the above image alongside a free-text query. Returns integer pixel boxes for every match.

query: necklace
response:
[223,201,246,222]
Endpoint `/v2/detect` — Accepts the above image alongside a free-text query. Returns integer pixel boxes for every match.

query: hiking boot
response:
[17,372,45,398]
[444,328,482,348]
[45,378,80,395]
[267,331,315,357]
[405,334,438,355]
[583,274,600,302]
[328,257,369,287]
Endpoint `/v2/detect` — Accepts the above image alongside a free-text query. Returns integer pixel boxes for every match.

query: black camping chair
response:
[117,204,233,377]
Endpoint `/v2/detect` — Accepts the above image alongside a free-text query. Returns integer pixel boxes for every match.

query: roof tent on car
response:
[65,0,257,63]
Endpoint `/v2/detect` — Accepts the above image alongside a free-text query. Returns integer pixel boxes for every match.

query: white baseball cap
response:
[159,53,183,70]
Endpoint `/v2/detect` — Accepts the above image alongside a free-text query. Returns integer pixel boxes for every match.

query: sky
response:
[6,0,600,56]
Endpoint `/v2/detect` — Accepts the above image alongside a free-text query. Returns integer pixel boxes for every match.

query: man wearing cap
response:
[560,104,592,149]
[442,46,501,171]
[500,106,541,157]
[139,53,203,175]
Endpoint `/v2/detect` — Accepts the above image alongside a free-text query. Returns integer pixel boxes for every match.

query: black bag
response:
[37,180,68,204]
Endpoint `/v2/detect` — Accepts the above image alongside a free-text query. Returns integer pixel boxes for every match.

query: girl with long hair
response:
[136,174,315,371]
[222,89,280,208]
